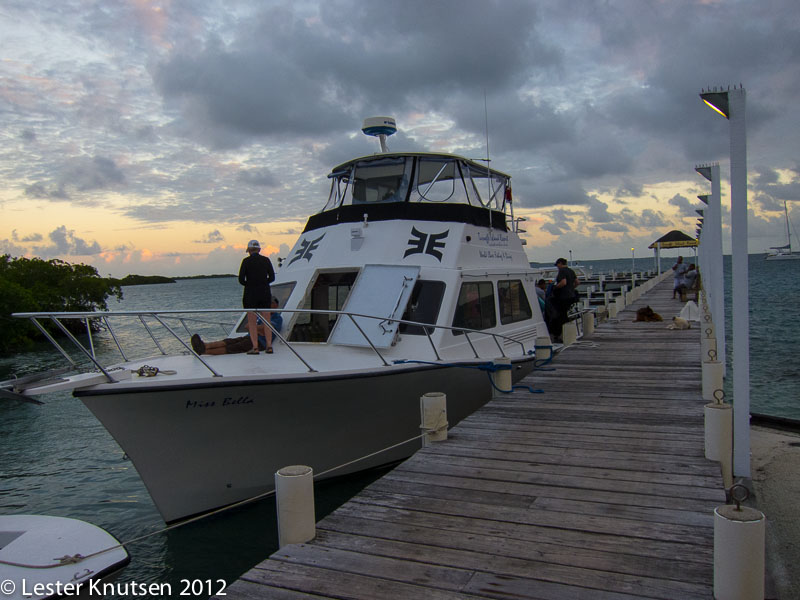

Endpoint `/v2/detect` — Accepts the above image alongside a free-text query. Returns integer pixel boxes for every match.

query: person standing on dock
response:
[239,240,275,354]
[672,256,689,299]
[551,258,579,342]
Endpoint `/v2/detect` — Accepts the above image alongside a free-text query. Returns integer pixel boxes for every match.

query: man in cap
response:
[550,257,580,342]
[238,240,276,354]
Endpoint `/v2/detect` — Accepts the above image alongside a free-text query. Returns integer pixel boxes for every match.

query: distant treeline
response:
[114,273,236,286]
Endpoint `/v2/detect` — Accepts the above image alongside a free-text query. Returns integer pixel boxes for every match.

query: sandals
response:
[246,348,260,355]
[265,347,273,354]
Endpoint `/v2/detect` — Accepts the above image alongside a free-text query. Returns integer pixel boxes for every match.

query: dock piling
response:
[275,465,315,548]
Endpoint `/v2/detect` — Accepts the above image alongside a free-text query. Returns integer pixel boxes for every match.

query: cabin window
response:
[289,270,359,342]
[464,164,507,210]
[270,282,296,309]
[399,280,445,335]
[412,159,456,203]
[351,157,411,204]
[452,282,496,334]
[498,280,532,325]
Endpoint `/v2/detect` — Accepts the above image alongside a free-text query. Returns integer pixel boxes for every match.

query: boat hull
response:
[79,358,535,523]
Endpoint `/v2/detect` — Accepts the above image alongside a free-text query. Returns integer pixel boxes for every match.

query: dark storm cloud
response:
[668,193,698,217]
[540,208,579,236]
[64,156,126,191]
[152,1,556,149]
[525,180,593,209]
[33,226,102,257]
[195,230,225,244]
[24,156,126,202]
[237,168,279,187]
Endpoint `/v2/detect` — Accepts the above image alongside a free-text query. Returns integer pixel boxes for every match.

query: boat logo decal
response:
[404,227,448,261]
[289,233,326,266]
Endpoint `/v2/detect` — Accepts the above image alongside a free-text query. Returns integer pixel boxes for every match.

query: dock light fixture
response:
[701,90,729,118]
[699,86,749,478]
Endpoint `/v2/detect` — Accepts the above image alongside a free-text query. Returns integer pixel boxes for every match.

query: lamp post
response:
[700,86,749,478]
[630,248,635,282]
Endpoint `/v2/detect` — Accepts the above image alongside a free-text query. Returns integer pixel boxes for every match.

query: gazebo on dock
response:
[649,230,698,274]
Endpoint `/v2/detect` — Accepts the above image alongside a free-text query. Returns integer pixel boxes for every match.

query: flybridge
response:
[306,152,514,233]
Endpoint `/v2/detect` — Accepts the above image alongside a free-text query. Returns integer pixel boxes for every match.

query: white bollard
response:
[420,392,448,446]
[608,301,618,318]
[702,356,724,402]
[535,336,553,361]
[704,401,733,488]
[562,320,578,346]
[491,358,512,398]
[275,465,315,548]
[701,335,717,364]
[714,495,765,600]
[615,295,625,312]
[582,311,595,336]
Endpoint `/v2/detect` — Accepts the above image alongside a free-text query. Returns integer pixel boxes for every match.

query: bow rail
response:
[9,308,532,386]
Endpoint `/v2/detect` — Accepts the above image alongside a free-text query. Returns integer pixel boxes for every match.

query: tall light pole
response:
[700,86,749,478]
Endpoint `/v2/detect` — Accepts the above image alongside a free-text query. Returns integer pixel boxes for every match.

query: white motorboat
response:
[9,118,549,523]
[765,200,800,260]
[0,514,129,599]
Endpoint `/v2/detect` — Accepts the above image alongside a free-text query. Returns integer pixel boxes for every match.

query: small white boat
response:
[765,200,800,260]
[10,117,550,523]
[0,515,129,599]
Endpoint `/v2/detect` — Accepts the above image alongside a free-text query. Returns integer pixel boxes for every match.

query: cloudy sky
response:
[2,0,799,277]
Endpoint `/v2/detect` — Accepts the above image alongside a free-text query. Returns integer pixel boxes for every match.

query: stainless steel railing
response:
[12,307,533,383]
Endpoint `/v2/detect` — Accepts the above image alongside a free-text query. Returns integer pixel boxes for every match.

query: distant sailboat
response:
[765,200,800,260]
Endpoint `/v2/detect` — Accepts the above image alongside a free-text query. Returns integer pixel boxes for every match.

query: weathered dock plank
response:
[219,276,725,599]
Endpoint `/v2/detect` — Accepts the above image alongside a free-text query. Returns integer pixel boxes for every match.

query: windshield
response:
[322,154,509,213]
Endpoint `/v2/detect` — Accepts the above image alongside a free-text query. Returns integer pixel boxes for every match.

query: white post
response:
[420,392,448,445]
[582,311,595,336]
[728,88,750,478]
[696,163,727,375]
[535,336,552,360]
[562,320,578,346]
[275,465,315,548]
[491,359,512,397]
[714,498,765,600]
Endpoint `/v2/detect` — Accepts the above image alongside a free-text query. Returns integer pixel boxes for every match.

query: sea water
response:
[1,257,798,598]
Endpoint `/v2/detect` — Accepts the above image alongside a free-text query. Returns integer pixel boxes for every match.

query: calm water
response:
[1,257,798,598]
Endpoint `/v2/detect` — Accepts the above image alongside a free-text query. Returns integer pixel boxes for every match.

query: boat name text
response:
[185,396,254,409]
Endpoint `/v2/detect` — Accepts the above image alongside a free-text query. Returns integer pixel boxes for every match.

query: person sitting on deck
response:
[683,264,699,301]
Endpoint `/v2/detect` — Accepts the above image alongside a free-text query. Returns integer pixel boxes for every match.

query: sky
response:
[1,0,799,277]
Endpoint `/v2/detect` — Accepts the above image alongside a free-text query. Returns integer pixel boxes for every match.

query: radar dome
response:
[361,116,396,152]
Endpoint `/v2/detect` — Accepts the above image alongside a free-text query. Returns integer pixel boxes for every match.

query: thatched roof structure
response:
[648,230,698,249]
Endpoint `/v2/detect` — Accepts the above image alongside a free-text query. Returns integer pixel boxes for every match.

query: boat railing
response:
[11,308,532,384]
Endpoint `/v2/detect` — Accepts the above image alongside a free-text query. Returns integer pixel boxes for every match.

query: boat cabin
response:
[247,152,542,352]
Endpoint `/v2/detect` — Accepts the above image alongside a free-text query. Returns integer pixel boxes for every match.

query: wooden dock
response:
[220,275,726,599]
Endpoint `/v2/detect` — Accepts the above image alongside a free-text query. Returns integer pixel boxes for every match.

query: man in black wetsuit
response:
[238,240,276,354]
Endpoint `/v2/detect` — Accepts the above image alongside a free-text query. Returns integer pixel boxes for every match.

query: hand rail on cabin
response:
[13,307,530,381]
